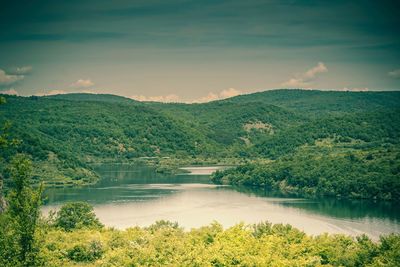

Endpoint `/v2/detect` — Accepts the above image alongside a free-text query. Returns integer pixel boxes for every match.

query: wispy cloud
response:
[281,62,328,88]
[0,69,25,86]
[130,88,242,103]
[388,69,400,79]
[8,66,32,75]
[130,94,180,103]
[0,88,18,95]
[192,92,219,103]
[70,79,94,88]
[192,88,242,103]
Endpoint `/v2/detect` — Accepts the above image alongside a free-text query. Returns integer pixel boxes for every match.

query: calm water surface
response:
[42,164,400,240]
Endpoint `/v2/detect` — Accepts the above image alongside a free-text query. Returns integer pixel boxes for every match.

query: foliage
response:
[146,219,180,232]
[0,154,43,267]
[212,143,400,200]
[53,202,103,231]
[38,219,400,266]
[226,89,400,115]
[2,90,398,265]
[66,240,104,262]
[1,90,399,195]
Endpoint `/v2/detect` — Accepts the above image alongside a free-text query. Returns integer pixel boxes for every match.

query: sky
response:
[0,0,399,102]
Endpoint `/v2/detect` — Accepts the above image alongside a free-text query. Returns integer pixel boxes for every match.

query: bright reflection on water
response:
[42,164,400,240]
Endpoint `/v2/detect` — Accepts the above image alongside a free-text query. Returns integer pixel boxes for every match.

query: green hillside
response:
[1,90,399,199]
[226,89,400,114]
[0,95,217,185]
[45,93,138,104]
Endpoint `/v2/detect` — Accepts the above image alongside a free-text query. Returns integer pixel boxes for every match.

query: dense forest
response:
[212,144,400,200]
[1,90,399,199]
[1,91,400,266]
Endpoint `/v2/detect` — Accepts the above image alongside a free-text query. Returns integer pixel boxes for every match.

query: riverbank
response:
[211,144,400,201]
[32,156,245,187]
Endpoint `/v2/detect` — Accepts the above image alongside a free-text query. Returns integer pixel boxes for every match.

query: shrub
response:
[54,202,103,231]
[67,240,103,262]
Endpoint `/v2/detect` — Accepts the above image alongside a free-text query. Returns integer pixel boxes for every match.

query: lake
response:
[42,164,400,240]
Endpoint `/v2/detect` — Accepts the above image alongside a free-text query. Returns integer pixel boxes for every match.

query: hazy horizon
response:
[2,87,400,104]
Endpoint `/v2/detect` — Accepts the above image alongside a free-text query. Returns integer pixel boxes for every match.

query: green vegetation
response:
[53,202,103,231]
[3,196,400,266]
[226,89,400,114]
[212,142,400,200]
[0,155,43,267]
[0,95,216,185]
[1,90,399,201]
[0,157,399,266]
[38,220,400,266]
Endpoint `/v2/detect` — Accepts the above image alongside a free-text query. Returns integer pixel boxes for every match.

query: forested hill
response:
[224,89,400,114]
[1,90,399,198]
[44,93,138,104]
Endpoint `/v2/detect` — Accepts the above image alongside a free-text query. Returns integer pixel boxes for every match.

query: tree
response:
[0,96,7,213]
[54,202,103,231]
[0,96,20,213]
[0,154,43,266]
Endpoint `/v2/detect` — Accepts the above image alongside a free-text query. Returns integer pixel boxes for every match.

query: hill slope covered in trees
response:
[1,90,399,199]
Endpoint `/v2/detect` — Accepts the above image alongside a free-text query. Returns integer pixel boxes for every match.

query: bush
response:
[54,202,103,231]
[147,220,179,233]
[67,240,103,262]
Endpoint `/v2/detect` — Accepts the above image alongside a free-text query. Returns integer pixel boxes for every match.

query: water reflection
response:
[229,186,400,222]
[42,164,400,239]
[44,164,212,204]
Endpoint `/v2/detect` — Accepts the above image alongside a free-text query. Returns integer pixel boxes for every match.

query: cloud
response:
[192,88,242,103]
[0,69,24,86]
[70,79,94,88]
[130,94,181,103]
[8,66,32,75]
[281,62,328,88]
[388,69,400,79]
[281,78,309,88]
[0,89,18,95]
[130,88,242,103]
[193,92,219,103]
[303,62,328,80]
[219,88,242,98]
